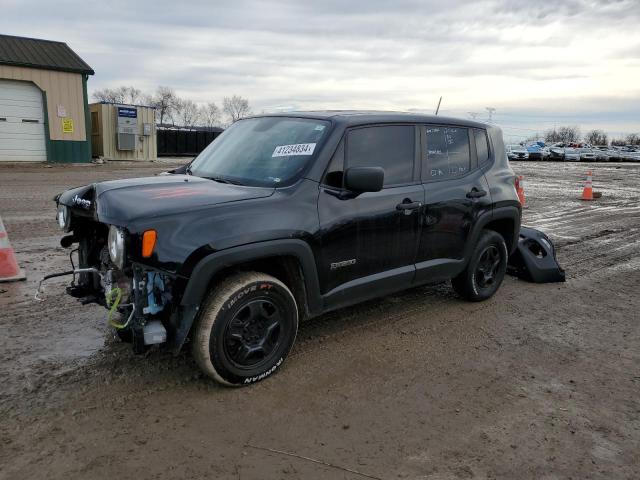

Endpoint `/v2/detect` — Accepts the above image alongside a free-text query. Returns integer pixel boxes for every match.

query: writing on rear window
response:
[272,143,316,157]
[425,127,470,180]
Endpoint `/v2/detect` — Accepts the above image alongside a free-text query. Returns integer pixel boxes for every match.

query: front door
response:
[318,124,423,309]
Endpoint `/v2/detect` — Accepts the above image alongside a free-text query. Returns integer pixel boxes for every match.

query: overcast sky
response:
[2,0,639,140]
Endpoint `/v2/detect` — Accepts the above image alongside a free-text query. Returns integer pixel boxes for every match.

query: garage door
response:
[0,80,47,162]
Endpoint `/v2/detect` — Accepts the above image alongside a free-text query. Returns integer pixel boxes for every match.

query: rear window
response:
[424,126,471,180]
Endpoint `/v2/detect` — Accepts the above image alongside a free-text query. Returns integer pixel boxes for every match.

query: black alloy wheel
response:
[474,245,501,289]
[192,272,298,386]
[224,299,284,369]
[451,230,508,301]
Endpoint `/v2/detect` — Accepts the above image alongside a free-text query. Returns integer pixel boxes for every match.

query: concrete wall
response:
[90,103,157,161]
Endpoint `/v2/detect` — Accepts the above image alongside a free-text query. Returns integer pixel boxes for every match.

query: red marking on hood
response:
[140,187,211,199]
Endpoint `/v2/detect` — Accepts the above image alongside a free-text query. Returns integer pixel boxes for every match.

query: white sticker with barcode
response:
[272,143,316,157]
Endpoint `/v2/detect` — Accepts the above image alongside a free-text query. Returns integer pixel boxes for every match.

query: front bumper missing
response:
[35,264,168,353]
[35,267,103,301]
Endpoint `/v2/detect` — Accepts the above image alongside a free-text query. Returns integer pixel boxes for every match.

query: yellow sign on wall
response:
[62,118,74,133]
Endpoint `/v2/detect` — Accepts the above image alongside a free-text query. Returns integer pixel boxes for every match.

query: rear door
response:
[317,124,424,307]
[414,125,492,282]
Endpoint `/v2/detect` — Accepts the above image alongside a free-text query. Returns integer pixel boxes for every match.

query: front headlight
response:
[108,225,126,269]
[57,204,70,231]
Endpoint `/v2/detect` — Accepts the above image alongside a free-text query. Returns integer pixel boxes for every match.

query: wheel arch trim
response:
[464,205,521,260]
[180,239,322,312]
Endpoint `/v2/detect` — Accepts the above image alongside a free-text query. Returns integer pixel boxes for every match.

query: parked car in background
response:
[622,149,640,162]
[608,148,622,161]
[507,144,529,160]
[564,148,581,162]
[525,144,544,160]
[611,146,626,160]
[579,148,596,162]
[548,147,565,161]
[593,146,612,161]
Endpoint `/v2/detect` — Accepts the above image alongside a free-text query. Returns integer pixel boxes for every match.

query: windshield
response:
[189,117,331,187]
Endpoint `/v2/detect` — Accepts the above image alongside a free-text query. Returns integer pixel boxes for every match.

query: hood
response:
[58,175,274,225]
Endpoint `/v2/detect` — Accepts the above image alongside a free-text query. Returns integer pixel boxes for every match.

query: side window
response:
[474,129,490,166]
[424,126,470,180]
[347,125,414,187]
[323,138,344,188]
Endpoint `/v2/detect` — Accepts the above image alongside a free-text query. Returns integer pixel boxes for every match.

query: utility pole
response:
[485,107,496,123]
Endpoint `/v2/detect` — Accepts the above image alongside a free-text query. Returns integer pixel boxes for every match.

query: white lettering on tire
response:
[192,272,297,387]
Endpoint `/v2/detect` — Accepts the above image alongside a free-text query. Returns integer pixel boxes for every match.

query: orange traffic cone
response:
[580,171,594,201]
[516,175,526,207]
[0,216,25,282]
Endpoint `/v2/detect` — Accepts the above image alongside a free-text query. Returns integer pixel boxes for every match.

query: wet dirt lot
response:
[1,160,639,479]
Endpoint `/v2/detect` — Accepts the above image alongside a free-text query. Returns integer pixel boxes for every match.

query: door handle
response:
[466,189,487,199]
[396,201,422,211]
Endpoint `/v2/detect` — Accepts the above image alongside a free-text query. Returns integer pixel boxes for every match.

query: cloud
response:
[0,0,638,137]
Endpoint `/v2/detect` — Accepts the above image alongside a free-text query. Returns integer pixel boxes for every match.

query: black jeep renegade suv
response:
[54,111,521,386]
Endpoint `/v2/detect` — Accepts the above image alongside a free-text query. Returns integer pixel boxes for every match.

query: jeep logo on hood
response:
[72,194,92,210]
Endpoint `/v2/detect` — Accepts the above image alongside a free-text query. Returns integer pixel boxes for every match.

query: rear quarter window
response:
[474,129,490,166]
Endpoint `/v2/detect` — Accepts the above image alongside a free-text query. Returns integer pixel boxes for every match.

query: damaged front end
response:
[38,187,177,353]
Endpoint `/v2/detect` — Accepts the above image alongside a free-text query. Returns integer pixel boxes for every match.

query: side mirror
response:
[344,167,384,193]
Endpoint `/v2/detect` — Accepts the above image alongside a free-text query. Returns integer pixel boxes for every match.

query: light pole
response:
[485,107,496,123]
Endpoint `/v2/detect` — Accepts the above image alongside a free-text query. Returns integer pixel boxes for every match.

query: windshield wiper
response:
[204,176,246,186]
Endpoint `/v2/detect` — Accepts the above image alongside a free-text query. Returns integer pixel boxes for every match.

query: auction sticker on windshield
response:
[272,143,316,157]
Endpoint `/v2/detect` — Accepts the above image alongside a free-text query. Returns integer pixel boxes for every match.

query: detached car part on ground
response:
[42,111,563,386]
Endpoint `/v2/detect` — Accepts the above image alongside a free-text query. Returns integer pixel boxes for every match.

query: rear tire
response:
[452,230,508,302]
[192,272,298,386]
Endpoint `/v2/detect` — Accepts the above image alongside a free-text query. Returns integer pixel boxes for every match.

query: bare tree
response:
[201,102,221,128]
[626,133,640,145]
[92,87,126,104]
[223,95,251,124]
[585,129,608,146]
[139,93,154,106]
[611,138,626,146]
[173,98,200,127]
[544,126,581,144]
[123,86,142,104]
[152,86,177,126]
[92,86,143,105]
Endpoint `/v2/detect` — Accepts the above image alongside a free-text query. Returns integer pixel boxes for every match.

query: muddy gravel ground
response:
[0,160,639,479]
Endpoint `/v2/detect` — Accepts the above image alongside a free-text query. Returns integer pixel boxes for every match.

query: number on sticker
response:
[272,143,317,157]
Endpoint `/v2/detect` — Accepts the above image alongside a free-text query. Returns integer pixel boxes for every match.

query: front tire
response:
[192,272,298,386]
[452,230,508,301]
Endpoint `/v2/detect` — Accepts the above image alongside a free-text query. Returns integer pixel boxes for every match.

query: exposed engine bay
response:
[37,219,174,352]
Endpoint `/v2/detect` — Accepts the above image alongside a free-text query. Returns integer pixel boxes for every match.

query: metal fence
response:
[157,128,223,156]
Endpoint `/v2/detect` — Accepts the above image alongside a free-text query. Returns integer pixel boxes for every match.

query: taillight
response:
[142,230,157,258]
[514,176,520,191]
